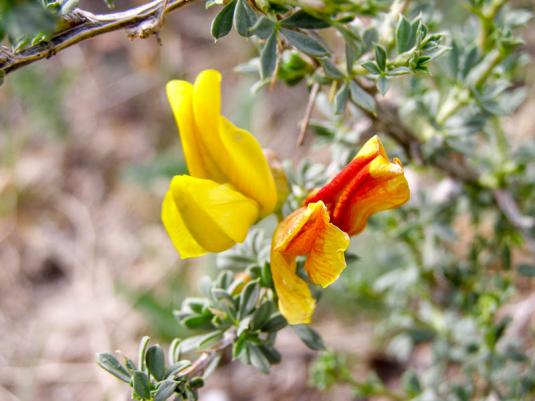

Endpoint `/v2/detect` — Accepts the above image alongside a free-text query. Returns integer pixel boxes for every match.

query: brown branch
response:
[370,100,535,251]
[0,0,194,76]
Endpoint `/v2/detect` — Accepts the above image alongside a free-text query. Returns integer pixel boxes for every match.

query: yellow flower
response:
[162,70,277,258]
[271,135,410,324]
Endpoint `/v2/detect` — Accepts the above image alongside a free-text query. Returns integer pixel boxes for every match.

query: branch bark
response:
[0,0,193,76]
[370,100,535,251]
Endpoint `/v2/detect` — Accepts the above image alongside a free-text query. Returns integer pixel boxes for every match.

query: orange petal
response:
[305,135,410,236]
[270,250,315,325]
[270,202,349,323]
[305,215,349,288]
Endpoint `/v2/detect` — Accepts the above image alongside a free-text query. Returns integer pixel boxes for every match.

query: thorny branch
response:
[0,0,193,76]
[370,100,535,252]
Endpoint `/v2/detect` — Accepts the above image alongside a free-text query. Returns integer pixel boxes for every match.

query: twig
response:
[369,100,534,251]
[297,82,320,146]
[182,329,236,378]
[0,0,193,76]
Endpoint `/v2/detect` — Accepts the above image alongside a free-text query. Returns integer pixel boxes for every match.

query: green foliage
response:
[0,0,113,50]
[12,0,523,399]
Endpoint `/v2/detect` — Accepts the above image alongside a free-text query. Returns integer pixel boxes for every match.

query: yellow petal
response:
[270,201,348,323]
[162,190,208,259]
[166,79,225,181]
[354,134,387,160]
[169,175,260,253]
[193,70,223,154]
[305,211,349,288]
[218,117,277,215]
[344,172,410,235]
[270,250,315,325]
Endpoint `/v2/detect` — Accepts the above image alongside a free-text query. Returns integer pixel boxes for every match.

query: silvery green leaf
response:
[374,44,387,71]
[396,15,412,53]
[377,75,388,96]
[334,83,349,115]
[281,28,329,57]
[260,30,277,80]
[234,0,257,37]
[320,59,344,79]
[250,16,275,39]
[349,81,376,114]
[362,61,381,75]
[165,360,191,378]
[132,370,151,399]
[96,353,131,383]
[210,0,236,39]
[262,313,287,332]
[145,344,166,381]
[238,280,260,319]
[251,301,272,330]
[248,343,270,373]
[154,380,177,401]
[291,325,326,350]
[280,10,329,29]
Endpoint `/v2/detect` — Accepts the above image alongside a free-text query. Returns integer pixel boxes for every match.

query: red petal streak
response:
[305,154,375,226]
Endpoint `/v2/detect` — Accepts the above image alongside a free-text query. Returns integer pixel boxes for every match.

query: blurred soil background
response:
[0,1,534,401]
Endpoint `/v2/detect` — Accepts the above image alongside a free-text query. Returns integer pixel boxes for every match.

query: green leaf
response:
[238,281,260,319]
[96,353,131,383]
[334,83,349,115]
[182,314,215,330]
[234,0,257,37]
[374,44,387,71]
[518,264,535,277]
[349,81,376,114]
[0,69,5,87]
[251,301,272,330]
[280,10,329,29]
[248,343,270,373]
[179,332,222,353]
[396,16,412,53]
[320,59,344,79]
[377,75,388,96]
[259,344,281,364]
[260,262,273,288]
[154,380,177,401]
[132,370,152,399]
[145,345,166,381]
[138,336,150,373]
[362,61,381,75]
[210,0,236,40]
[262,313,287,332]
[291,325,326,350]
[250,16,275,39]
[281,28,329,57]
[165,360,192,378]
[260,30,278,80]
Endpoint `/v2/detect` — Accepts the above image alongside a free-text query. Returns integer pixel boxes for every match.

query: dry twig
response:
[297,82,320,146]
[0,0,193,76]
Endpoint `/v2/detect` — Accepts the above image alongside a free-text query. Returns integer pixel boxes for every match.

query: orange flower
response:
[271,135,410,324]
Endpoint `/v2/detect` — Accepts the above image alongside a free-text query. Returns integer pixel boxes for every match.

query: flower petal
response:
[166,79,225,181]
[305,135,409,236]
[219,117,277,216]
[168,175,260,254]
[270,250,315,325]
[304,211,349,288]
[270,201,349,323]
[162,190,208,259]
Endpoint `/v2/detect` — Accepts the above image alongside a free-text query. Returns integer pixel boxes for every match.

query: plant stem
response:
[0,0,194,76]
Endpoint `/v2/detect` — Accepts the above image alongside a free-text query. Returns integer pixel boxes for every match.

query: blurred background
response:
[0,1,534,401]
